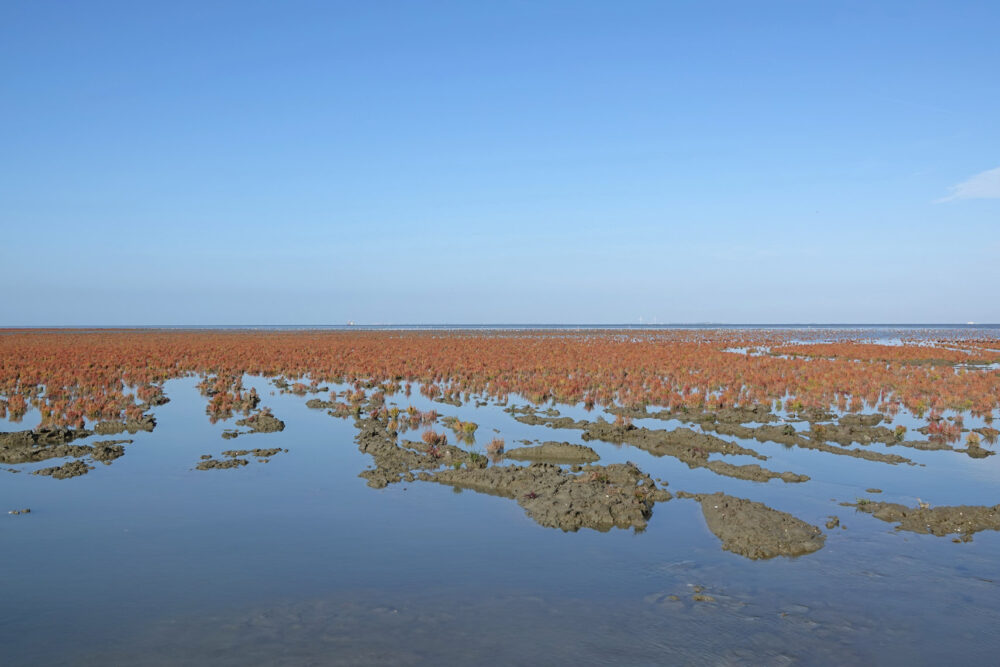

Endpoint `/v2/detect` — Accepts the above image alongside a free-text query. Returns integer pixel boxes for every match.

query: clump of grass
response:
[613,414,633,428]
[966,432,982,447]
[421,430,447,447]
[486,438,505,455]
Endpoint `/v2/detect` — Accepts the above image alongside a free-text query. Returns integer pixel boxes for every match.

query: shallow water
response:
[3,371,1000,665]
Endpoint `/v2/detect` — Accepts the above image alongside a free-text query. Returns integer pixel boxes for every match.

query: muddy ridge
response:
[704,423,916,466]
[609,403,778,425]
[509,409,809,484]
[94,415,156,435]
[848,499,1000,541]
[222,409,286,439]
[1,427,94,462]
[355,418,488,489]
[431,462,671,532]
[1,427,131,477]
[351,414,670,532]
[605,404,932,464]
[678,492,826,559]
[196,447,287,470]
[33,460,94,479]
[504,442,600,463]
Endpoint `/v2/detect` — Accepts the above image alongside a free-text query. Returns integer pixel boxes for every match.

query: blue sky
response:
[2,1,997,325]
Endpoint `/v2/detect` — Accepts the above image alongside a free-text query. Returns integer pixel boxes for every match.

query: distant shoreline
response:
[2,323,999,331]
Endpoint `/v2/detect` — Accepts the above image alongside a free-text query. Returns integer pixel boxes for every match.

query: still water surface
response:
[3,372,1000,665]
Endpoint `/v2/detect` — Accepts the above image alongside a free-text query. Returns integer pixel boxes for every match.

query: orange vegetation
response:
[0,329,997,429]
[772,342,1000,365]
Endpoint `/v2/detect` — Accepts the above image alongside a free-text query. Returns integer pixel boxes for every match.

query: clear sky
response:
[2,1,998,325]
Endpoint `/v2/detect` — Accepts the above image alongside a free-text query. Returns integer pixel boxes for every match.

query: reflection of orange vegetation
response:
[1,329,998,428]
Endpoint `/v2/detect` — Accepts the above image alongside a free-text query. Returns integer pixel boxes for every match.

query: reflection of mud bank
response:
[678,492,826,559]
[848,500,1000,541]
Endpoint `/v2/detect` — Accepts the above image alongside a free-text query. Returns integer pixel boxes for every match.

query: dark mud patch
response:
[847,500,1000,541]
[506,404,588,429]
[430,461,671,532]
[90,440,128,463]
[305,398,355,418]
[581,421,809,484]
[196,448,287,470]
[807,422,902,447]
[221,448,285,460]
[958,444,995,459]
[433,396,463,407]
[608,402,778,425]
[94,414,156,435]
[33,460,94,479]
[504,441,600,463]
[2,429,130,476]
[838,414,884,428]
[974,427,999,444]
[678,492,826,559]
[352,414,669,531]
[1,427,93,462]
[196,457,248,470]
[607,404,931,463]
[508,407,810,482]
[355,418,488,489]
[738,424,915,466]
[221,409,285,439]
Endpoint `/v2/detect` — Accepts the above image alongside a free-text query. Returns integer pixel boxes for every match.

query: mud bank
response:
[431,462,671,532]
[94,415,156,435]
[678,492,826,559]
[848,500,1000,541]
[609,402,778,425]
[509,406,816,482]
[503,441,600,463]
[222,410,285,439]
[354,417,489,489]
[196,448,287,470]
[610,404,927,464]
[1,427,94,462]
[352,415,670,531]
[305,398,356,418]
[33,460,94,479]
[2,427,130,478]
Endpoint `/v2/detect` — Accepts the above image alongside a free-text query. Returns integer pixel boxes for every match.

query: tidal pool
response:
[3,343,1000,665]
